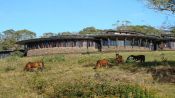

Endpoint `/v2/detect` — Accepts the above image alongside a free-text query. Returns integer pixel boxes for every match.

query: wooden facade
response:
[17,30,175,56]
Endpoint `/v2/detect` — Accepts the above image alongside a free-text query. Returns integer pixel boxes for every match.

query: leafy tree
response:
[1,29,16,50]
[61,32,72,35]
[41,32,55,38]
[79,27,102,34]
[1,39,17,50]
[2,29,15,39]
[0,29,36,50]
[15,29,36,41]
[117,25,162,36]
[143,0,175,13]
[170,26,175,34]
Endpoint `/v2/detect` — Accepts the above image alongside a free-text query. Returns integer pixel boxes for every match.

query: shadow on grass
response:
[136,61,175,68]
[126,61,175,83]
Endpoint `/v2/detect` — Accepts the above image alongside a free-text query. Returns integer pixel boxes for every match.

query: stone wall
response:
[27,46,152,56]
[27,47,98,56]
[101,46,150,52]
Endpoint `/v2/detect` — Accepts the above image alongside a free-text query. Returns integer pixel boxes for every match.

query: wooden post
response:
[145,39,148,48]
[139,39,142,48]
[87,40,89,53]
[116,37,118,48]
[150,40,153,50]
[100,38,103,52]
[108,37,110,48]
[132,38,135,48]
[124,37,127,48]
[116,37,118,53]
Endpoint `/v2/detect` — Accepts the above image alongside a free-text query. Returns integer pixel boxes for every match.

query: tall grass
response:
[0,51,174,98]
[50,80,155,98]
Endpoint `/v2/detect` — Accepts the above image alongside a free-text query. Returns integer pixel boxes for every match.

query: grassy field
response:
[0,51,175,98]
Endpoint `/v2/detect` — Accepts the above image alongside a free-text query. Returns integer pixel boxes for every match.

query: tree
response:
[41,32,55,38]
[143,0,175,13]
[170,26,175,34]
[113,20,131,30]
[61,32,72,35]
[2,29,15,39]
[15,29,36,41]
[117,25,162,36]
[0,29,36,50]
[79,27,102,34]
[1,29,16,50]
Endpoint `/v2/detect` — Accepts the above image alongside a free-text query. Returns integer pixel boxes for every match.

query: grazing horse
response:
[116,54,124,64]
[94,59,109,69]
[24,61,45,71]
[126,55,145,63]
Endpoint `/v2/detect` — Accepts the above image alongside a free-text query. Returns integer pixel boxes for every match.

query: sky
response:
[0,0,175,37]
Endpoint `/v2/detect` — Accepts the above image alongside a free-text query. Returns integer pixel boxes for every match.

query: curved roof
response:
[17,35,95,44]
[17,30,175,45]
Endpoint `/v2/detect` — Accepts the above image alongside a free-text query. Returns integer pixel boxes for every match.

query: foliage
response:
[4,65,16,72]
[43,55,65,63]
[0,51,175,97]
[170,26,175,34]
[79,27,102,34]
[28,74,47,94]
[117,25,162,36]
[10,51,25,57]
[15,29,36,41]
[41,32,56,38]
[60,32,73,35]
[51,80,155,98]
[160,53,168,65]
[143,0,175,13]
[5,56,20,62]
[0,29,36,50]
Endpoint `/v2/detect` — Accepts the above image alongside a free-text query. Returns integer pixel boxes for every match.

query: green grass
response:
[0,51,175,98]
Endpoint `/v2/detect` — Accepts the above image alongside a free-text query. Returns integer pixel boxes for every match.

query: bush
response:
[50,81,155,98]
[5,56,19,62]
[4,65,15,72]
[43,55,65,63]
[11,51,24,57]
[29,74,47,95]
[78,57,90,64]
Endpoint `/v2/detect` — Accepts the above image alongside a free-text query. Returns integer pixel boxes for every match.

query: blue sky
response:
[0,0,175,37]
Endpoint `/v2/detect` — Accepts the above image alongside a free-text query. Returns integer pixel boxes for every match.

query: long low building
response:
[17,30,175,56]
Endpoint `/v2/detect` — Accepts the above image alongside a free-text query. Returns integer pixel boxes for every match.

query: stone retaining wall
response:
[27,47,98,56]
[101,46,150,52]
[27,46,175,56]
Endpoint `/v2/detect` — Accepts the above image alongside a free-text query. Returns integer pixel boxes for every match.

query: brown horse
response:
[24,61,44,71]
[116,54,124,64]
[94,59,109,69]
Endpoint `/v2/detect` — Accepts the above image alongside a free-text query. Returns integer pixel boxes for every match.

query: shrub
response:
[11,51,24,57]
[43,55,65,63]
[5,56,19,62]
[50,81,155,98]
[78,57,90,64]
[4,65,15,72]
[29,74,47,95]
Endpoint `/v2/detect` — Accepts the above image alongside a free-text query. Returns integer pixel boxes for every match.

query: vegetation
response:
[0,51,174,98]
[170,26,175,34]
[41,32,56,38]
[117,25,163,36]
[0,29,36,50]
[79,27,102,34]
[60,32,73,35]
[143,0,175,13]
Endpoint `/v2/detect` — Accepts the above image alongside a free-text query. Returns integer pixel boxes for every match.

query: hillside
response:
[0,51,175,98]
